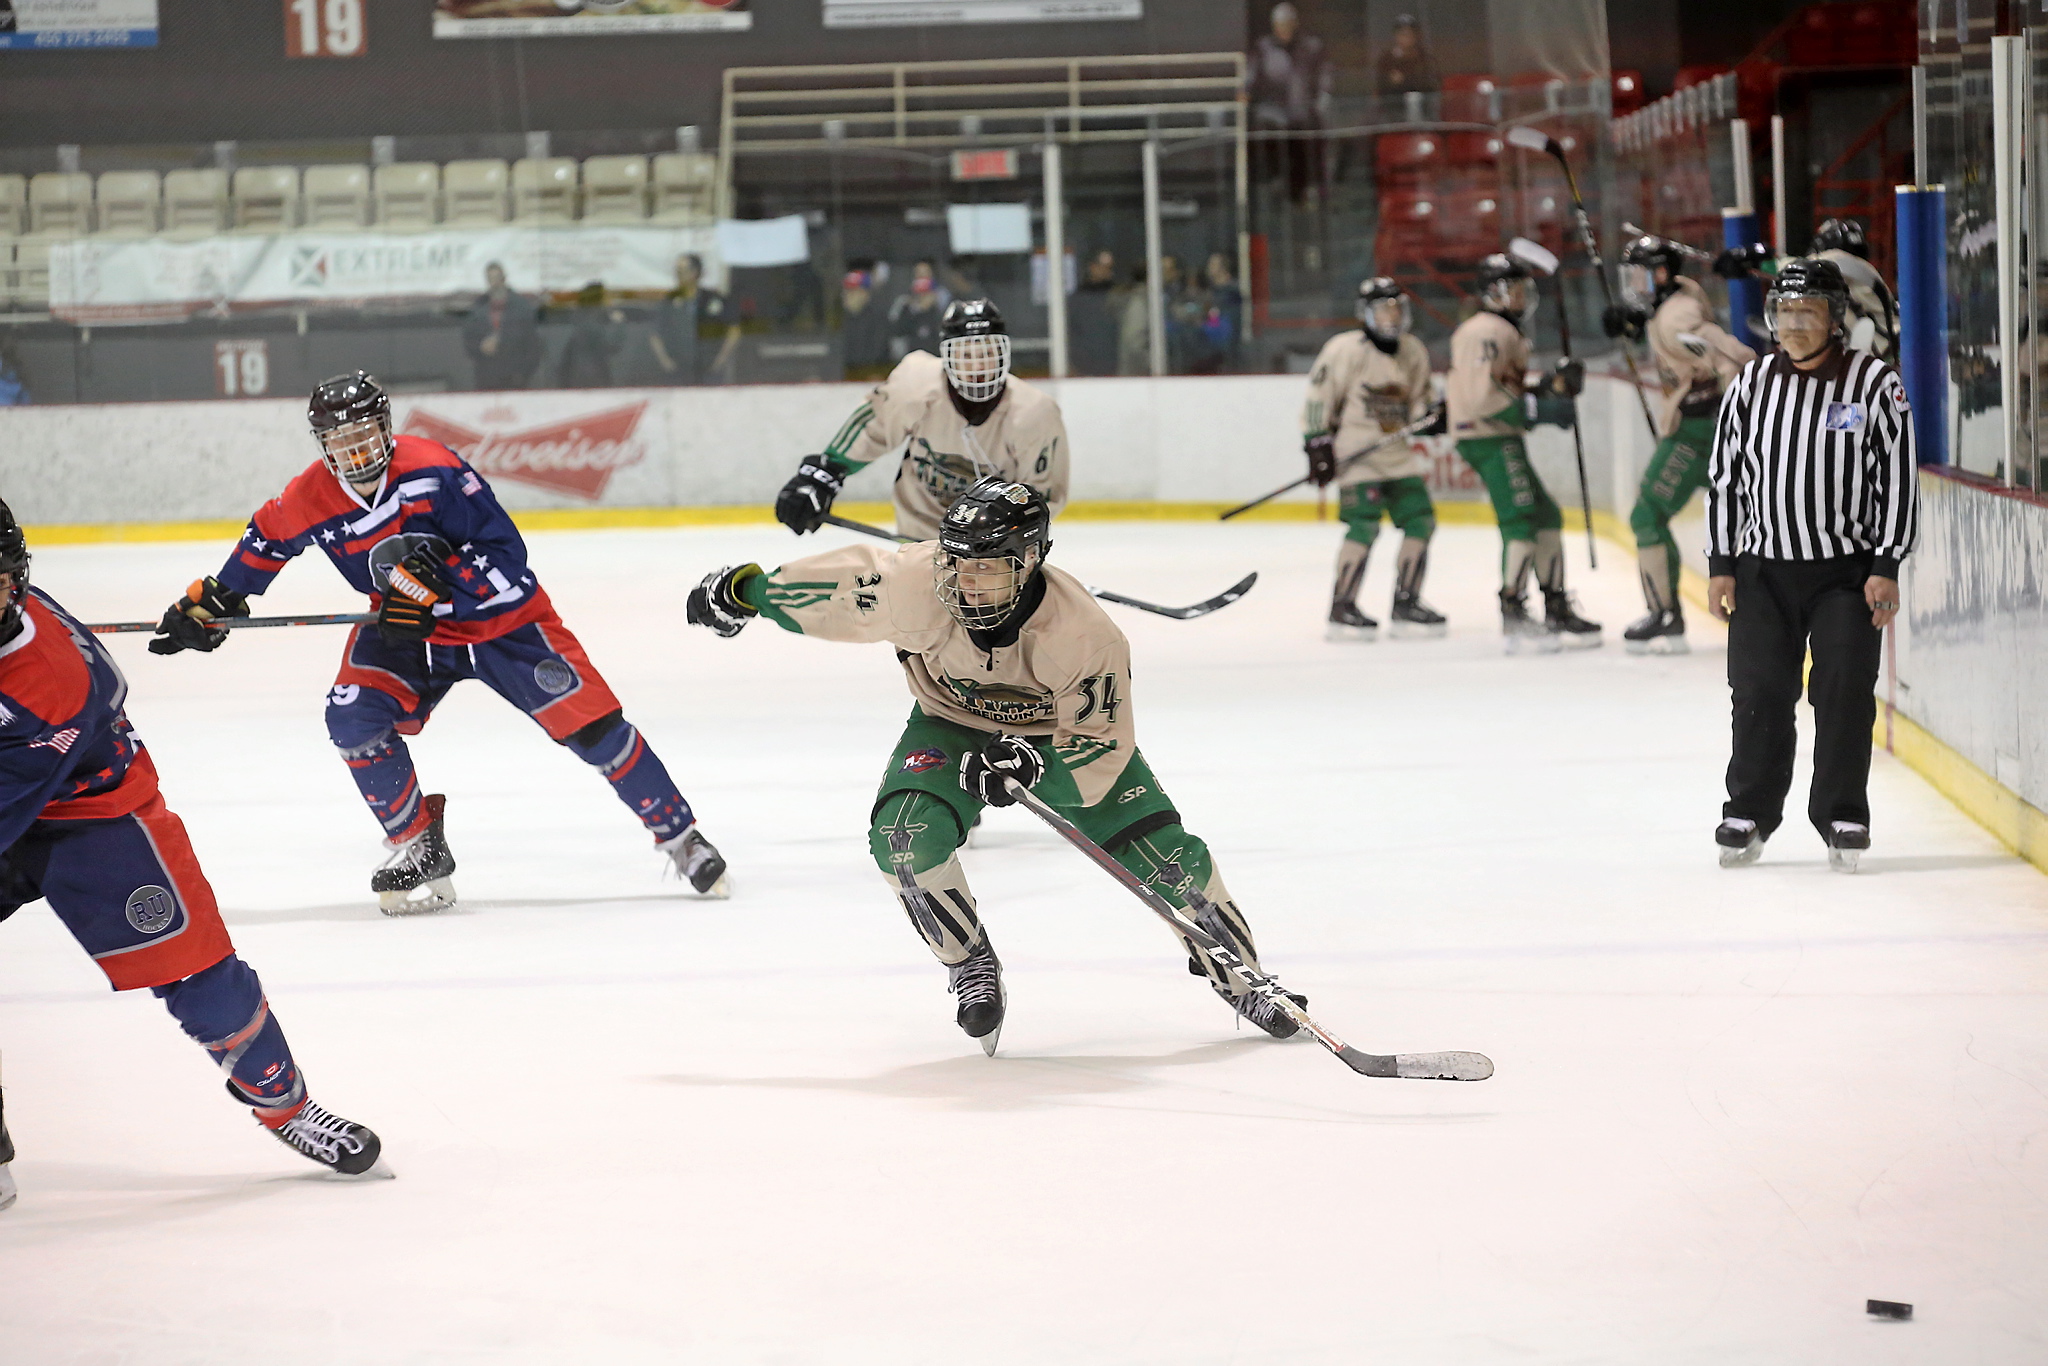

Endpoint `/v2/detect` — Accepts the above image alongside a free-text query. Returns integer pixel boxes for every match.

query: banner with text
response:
[433,0,749,38]
[823,0,1137,25]
[0,0,157,48]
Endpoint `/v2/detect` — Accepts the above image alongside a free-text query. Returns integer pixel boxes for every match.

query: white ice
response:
[0,520,2043,1365]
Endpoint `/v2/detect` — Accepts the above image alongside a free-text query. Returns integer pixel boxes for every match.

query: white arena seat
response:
[374,162,440,230]
[581,155,648,222]
[27,172,93,238]
[232,166,301,231]
[652,153,716,224]
[511,156,578,224]
[94,170,162,236]
[0,176,25,237]
[163,168,229,236]
[11,237,51,308]
[443,159,508,226]
[303,164,371,229]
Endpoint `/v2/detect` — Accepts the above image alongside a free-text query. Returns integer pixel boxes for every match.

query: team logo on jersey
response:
[533,658,577,696]
[124,884,178,935]
[1823,401,1866,432]
[366,532,456,592]
[902,747,949,774]
[400,401,650,501]
[910,441,982,503]
[940,676,1055,724]
[28,727,79,754]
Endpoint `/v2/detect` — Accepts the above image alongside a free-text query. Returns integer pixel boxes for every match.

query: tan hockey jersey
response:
[1646,277,1756,437]
[751,540,1136,806]
[1814,248,1897,358]
[1446,309,1530,440]
[823,351,1071,540]
[1301,330,1433,483]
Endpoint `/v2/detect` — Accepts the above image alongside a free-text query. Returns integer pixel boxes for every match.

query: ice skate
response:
[1623,607,1689,655]
[372,793,455,915]
[1827,821,1870,874]
[259,1096,389,1178]
[1716,817,1764,867]
[1388,589,1448,638]
[1500,591,1561,654]
[947,939,1006,1056]
[1543,589,1604,649]
[1325,599,1378,642]
[1216,984,1307,1039]
[658,823,731,898]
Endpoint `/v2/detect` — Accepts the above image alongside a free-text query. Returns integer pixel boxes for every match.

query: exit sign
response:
[951,149,1018,182]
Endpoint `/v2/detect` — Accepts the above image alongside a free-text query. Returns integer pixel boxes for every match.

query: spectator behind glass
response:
[1160,254,1201,374]
[1376,13,1440,97]
[558,280,626,389]
[650,253,741,386]
[840,267,892,376]
[1247,2,1332,206]
[1068,249,1119,377]
[1192,252,1244,373]
[888,264,944,361]
[461,262,542,391]
[1117,261,1151,376]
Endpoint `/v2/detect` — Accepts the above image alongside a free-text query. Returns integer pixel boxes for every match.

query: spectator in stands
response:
[1247,2,1332,206]
[558,280,627,389]
[651,253,740,386]
[1118,261,1152,376]
[0,342,27,406]
[888,263,944,361]
[1069,249,1120,376]
[839,267,891,376]
[461,262,542,392]
[1192,252,1244,373]
[1375,14,1440,97]
[1160,254,1203,374]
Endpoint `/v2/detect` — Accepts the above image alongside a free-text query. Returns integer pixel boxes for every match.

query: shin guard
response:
[1331,539,1371,609]
[567,714,696,842]
[1396,536,1430,598]
[153,956,306,1124]
[1534,529,1566,593]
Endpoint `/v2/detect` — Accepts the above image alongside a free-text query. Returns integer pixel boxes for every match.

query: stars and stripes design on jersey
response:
[1707,350,1918,573]
[29,726,80,754]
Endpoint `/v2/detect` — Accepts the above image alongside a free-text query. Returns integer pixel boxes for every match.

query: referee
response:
[1704,257,1919,872]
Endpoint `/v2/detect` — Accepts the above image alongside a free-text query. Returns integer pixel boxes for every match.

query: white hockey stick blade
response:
[1337,1047,1495,1081]
[1504,125,1555,155]
[1509,237,1559,276]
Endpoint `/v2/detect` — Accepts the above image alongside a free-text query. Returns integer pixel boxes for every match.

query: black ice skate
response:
[1826,821,1870,874]
[1542,589,1604,649]
[1326,599,1379,642]
[372,793,456,915]
[658,824,731,898]
[1500,591,1561,654]
[1215,984,1307,1039]
[1623,607,1688,655]
[259,1095,388,1177]
[0,1082,15,1212]
[1389,589,1448,638]
[947,939,1006,1056]
[1716,817,1764,868]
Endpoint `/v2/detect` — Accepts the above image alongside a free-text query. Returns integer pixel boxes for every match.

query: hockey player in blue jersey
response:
[150,371,729,913]
[0,500,384,1191]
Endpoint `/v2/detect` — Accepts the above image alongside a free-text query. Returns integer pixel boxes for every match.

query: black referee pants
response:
[1724,554,1883,840]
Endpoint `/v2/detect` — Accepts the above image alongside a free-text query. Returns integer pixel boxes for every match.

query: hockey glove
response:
[774,456,844,535]
[686,564,762,638]
[1712,243,1773,280]
[1419,402,1448,437]
[1532,390,1578,429]
[148,577,249,655]
[1601,302,1649,341]
[958,735,1046,808]
[1304,434,1337,487]
[1545,358,1586,398]
[377,550,454,644]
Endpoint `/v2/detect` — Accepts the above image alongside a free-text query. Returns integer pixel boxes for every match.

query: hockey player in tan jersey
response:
[687,477,1300,1056]
[1603,236,1758,653]
[1448,253,1602,651]
[774,299,1070,543]
[1302,277,1448,640]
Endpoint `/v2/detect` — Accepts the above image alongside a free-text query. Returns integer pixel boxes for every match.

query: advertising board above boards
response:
[432,0,749,37]
[823,0,1138,24]
[0,0,157,48]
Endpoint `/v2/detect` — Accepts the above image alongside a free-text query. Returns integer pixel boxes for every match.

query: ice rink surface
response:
[0,519,2043,1365]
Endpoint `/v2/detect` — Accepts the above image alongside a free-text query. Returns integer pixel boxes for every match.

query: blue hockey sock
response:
[153,956,306,1119]
[567,715,695,842]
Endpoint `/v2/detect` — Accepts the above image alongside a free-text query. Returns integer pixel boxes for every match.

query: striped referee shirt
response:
[1706,346,1918,578]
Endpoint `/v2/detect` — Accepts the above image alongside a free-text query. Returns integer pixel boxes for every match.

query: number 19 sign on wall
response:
[284,0,365,58]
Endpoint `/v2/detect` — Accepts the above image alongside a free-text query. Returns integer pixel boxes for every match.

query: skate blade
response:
[1625,635,1689,656]
[1718,840,1763,868]
[1504,633,1563,655]
[330,1156,397,1181]
[1324,623,1378,642]
[1388,621,1448,639]
[0,1164,16,1211]
[1829,847,1861,874]
[1557,631,1603,650]
[693,871,733,900]
[978,1023,1002,1057]
[379,878,456,916]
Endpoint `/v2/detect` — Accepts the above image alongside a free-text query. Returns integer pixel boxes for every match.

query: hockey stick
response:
[1509,237,1598,569]
[1620,221,1716,265]
[1218,410,1439,522]
[1504,125,1661,444]
[87,612,376,636]
[817,514,1257,621]
[1004,777,1494,1081]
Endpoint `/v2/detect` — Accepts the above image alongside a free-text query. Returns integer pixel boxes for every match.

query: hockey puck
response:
[1866,1300,1913,1320]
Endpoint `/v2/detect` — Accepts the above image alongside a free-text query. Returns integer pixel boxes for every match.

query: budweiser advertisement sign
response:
[400,399,651,500]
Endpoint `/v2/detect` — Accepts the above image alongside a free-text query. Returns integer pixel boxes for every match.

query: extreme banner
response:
[433,0,749,37]
[0,0,157,48]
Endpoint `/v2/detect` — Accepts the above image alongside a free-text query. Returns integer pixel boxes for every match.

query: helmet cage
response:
[1761,286,1846,341]
[317,414,395,484]
[941,332,1012,403]
[1620,262,1659,311]
[1359,294,1412,342]
[935,543,1039,632]
[1481,276,1535,322]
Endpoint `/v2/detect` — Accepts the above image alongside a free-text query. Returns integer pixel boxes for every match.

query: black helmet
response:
[935,476,1051,633]
[939,298,1011,403]
[308,371,395,484]
[1764,256,1851,344]
[1475,253,1534,321]
[1811,218,1869,260]
[1620,235,1688,308]
[0,499,29,644]
[1356,276,1411,344]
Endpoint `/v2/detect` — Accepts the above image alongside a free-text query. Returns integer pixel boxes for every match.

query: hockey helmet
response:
[1356,276,1412,344]
[0,498,30,644]
[939,298,1011,404]
[1811,218,1869,260]
[1475,252,1536,322]
[935,476,1051,633]
[1620,235,1688,310]
[1763,257,1851,345]
[309,371,395,485]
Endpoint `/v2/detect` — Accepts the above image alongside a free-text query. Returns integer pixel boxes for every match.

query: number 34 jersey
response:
[746,540,1135,807]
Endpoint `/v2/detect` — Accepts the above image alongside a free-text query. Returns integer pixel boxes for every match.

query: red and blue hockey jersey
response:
[215,435,553,646]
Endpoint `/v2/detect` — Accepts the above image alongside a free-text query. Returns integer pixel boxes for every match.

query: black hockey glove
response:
[1601,302,1649,341]
[1419,402,1448,437]
[774,456,844,535]
[1532,391,1578,429]
[377,549,454,644]
[1304,434,1337,487]
[686,564,762,638]
[958,735,1046,808]
[1544,358,1585,398]
[1712,243,1773,280]
[148,576,249,655]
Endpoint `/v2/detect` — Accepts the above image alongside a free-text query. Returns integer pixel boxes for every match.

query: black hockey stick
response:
[817,514,1257,621]
[1504,125,1661,444]
[1218,411,1440,522]
[1509,237,1598,569]
[87,612,376,636]
[1005,778,1494,1081]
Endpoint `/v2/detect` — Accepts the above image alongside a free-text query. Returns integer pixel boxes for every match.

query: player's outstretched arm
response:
[148,577,250,656]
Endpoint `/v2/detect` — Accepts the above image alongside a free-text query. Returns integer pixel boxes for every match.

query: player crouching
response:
[151,372,729,913]
[687,478,1301,1055]
[0,503,382,1185]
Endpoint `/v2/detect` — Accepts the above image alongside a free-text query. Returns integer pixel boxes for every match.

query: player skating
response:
[1302,277,1447,640]
[1448,253,1603,652]
[774,299,1070,541]
[0,502,383,1184]
[686,478,1300,1055]
[150,371,729,913]
[1604,235,1758,654]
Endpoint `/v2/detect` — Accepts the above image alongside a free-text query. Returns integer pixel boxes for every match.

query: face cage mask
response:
[1482,279,1535,323]
[317,416,394,485]
[1359,296,1412,342]
[1761,292,1844,344]
[935,546,1035,633]
[1620,263,1659,311]
[941,333,1012,404]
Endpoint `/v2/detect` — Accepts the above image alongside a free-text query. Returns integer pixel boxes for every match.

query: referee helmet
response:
[1763,257,1851,341]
